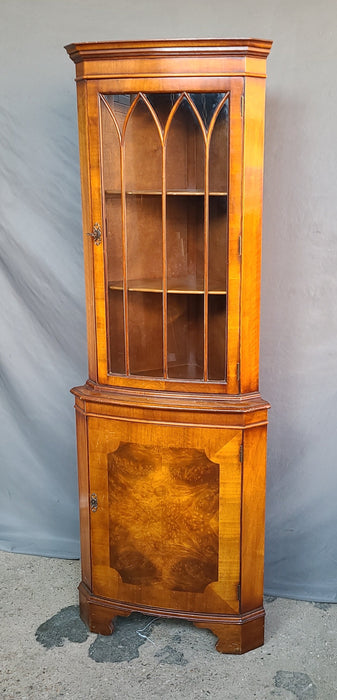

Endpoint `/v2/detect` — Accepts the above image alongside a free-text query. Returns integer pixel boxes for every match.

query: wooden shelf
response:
[109,278,227,295]
[132,364,204,380]
[167,363,204,380]
[105,190,228,197]
[130,367,164,377]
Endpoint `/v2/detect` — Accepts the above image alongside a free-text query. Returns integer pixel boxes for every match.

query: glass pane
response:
[100,96,122,194]
[146,92,180,130]
[208,97,229,381]
[124,96,162,192]
[106,195,125,373]
[124,97,163,377]
[208,295,226,380]
[126,195,162,288]
[128,292,163,376]
[100,96,125,373]
[102,94,131,135]
[167,196,204,292]
[166,96,205,192]
[209,99,229,194]
[107,289,125,374]
[167,295,203,379]
[209,196,227,292]
[190,93,227,129]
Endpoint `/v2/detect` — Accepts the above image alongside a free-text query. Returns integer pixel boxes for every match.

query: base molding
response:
[79,582,265,654]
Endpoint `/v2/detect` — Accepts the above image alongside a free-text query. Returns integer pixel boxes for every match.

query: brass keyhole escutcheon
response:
[86,223,101,245]
[90,493,98,512]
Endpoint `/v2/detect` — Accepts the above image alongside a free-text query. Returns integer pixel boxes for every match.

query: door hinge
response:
[86,222,102,246]
[238,235,242,256]
[237,583,241,601]
[240,94,244,117]
[90,493,98,512]
[239,443,243,463]
[236,362,240,382]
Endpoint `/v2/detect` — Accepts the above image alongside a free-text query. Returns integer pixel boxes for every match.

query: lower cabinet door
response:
[88,416,242,615]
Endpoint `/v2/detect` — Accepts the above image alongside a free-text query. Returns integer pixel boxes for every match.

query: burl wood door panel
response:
[108,443,219,592]
[88,417,242,614]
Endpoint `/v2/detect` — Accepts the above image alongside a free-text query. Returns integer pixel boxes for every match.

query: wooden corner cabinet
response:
[66,39,272,654]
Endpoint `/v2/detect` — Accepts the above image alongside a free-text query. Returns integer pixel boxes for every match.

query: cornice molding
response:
[65,38,273,64]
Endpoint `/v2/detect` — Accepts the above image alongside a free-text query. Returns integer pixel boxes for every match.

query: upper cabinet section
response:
[66,40,271,394]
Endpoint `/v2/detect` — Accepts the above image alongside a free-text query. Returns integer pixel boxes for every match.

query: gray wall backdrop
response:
[1,0,337,601]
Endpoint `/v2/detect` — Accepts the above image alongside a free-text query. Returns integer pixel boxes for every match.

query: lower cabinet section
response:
[73,385,268,654]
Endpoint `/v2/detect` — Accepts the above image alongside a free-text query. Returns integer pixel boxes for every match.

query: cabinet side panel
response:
[240,425,267,612]
[226,80,243,393]
[76,81,98,381]
[240,77,267,392]
[75,407,92,589]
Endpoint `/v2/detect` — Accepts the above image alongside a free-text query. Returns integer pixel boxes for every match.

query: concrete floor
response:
[0,551,336,699]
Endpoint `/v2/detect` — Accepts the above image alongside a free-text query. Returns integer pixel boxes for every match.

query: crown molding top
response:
[65,38,273,64]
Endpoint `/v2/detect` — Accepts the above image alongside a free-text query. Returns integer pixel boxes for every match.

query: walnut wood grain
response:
[107,442,219,591]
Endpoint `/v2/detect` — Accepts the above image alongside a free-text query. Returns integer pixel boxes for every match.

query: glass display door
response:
[99,91,229,383]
